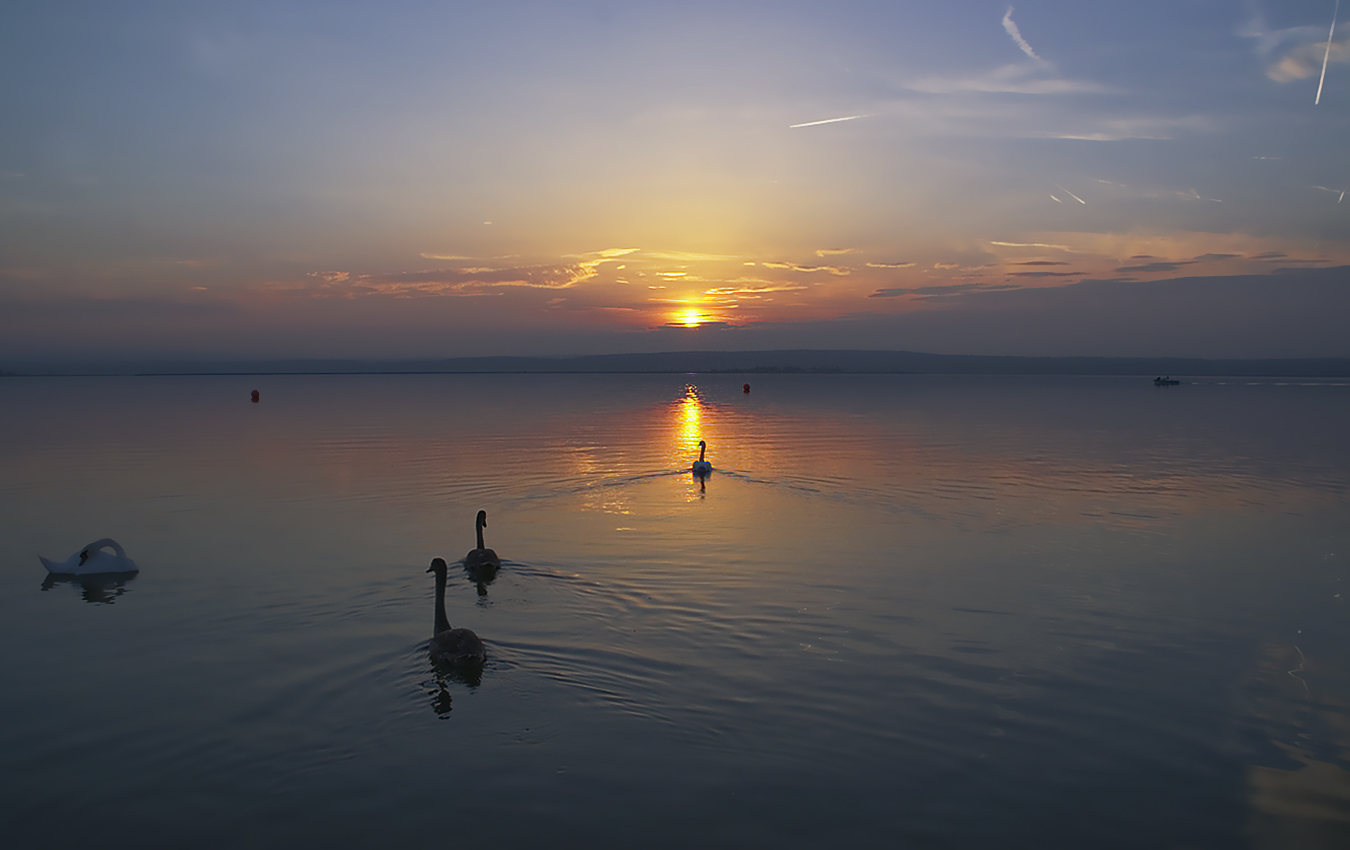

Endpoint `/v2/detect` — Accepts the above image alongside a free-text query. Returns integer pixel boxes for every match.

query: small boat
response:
[1153,376,1181,386]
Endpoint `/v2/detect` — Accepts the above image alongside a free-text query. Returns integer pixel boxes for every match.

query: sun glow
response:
[675,307,712,327]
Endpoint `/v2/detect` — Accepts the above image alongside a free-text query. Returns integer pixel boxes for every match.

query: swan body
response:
[691,440,712,475]
[464,510,501,577]
[39,538,138,575]
[427,558,486,666]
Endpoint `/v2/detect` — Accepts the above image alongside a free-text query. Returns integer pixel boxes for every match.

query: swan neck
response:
[87,538,122,557]
[699,444,706,462]
[476,521,485,550]
[433,569,452,634]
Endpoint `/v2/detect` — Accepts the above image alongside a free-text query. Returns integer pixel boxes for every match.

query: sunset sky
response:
[2,0,1349,362]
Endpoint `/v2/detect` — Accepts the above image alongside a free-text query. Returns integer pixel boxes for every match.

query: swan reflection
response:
[421,667,481,717]
[40,572,138,605]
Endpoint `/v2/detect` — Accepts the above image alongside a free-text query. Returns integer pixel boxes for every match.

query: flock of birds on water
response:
[39,440,718,669]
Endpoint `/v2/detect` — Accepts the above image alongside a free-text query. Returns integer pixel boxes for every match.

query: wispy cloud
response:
[1244,9,1350,86]
[1054,184,1086,204]
[1002,7,1045,63]
[762,261,851,275]
[281,261,602,298]
[789,115,870,129]
[1316,0,1341,103]
[991,241,1078,252]
[866,261,916,269]
[1115,260,1196,273]
[869,282,1020,299]
[704,281,808,296]
[907,62,1106,95]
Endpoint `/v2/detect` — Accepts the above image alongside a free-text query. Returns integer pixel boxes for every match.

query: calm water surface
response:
[1,373,1347,848]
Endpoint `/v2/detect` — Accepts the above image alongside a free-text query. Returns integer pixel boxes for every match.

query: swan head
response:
[476,510,488,528]
[78,548,92,565]
[427,557,449,576]
[699,440,706,448]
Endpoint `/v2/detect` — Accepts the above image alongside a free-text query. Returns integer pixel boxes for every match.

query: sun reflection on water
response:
[677,384,704,448]
[672,384,715,501]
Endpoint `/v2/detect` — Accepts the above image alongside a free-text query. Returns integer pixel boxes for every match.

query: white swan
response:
[39,538,139,575]
[464,510,501,577]
[691,440,712,475]
[427,558,486,666]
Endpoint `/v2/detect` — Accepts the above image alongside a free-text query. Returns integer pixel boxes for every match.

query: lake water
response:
[1,372,1347,849]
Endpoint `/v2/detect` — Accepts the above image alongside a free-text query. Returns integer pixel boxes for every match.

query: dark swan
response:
[426,558,486,666]
[464,510,502,577]
[691,440,712,475]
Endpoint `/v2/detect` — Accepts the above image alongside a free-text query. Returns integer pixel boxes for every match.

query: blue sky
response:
[2,0,1348,361]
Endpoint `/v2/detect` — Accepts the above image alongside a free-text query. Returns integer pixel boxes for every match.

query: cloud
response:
[1193,253,1239,262]
[866,262,916,269]
[1010,261,1068,266]
[570,247,642,260]
[868,282,1019,299]
[1115,261,1197,273]
[761,261,851,275]
[1002,7,1044,63]
[704,281,808,296]
[815,248,855,257]
[1050,116,1212,142]
[907,62,1105,95]
[1007,271,1086,278]
[789,115,871,129]
[1266,37,1349,83]
[281,261,604,299]
[991,241,1079,252]
[639,251,744,262]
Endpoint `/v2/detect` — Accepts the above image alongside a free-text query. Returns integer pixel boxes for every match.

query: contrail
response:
[1316,0,1339,105]
[1055,183,1086,204]
[1002,7,1042,61]
[790,115,870,128]
[1050,194,1062,203]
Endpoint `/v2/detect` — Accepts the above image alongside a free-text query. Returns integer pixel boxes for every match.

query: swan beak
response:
[78,551,89,565]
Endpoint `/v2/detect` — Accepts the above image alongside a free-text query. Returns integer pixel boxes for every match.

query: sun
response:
[675,307,711,327]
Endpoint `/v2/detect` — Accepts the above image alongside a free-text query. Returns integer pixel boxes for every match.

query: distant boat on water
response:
[1153,376,1181,386]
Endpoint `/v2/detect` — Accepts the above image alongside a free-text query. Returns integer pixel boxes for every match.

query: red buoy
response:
[251,390,260,403]
[743,383,750,393]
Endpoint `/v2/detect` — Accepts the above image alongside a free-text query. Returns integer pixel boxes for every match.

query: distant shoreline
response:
[6,349,1350,378]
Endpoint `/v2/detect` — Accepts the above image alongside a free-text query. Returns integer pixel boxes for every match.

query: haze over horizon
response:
[3,1,1349,363]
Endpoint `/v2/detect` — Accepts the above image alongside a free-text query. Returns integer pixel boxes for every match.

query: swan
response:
[464,510,501,577]
[39,539,138,575]
[691,440,712,475]
[426,558,486,666]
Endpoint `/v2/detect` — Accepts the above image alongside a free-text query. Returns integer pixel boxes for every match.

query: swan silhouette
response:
[427,558,486,666]
[691,440,712,475]
[464,510,501,578]
[39,539,138,575]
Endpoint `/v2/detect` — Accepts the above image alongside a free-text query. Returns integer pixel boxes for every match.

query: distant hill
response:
[7,350,1350,377]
